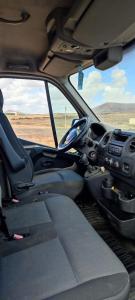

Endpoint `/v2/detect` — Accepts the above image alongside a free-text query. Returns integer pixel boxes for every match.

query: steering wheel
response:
[58,117,89,152]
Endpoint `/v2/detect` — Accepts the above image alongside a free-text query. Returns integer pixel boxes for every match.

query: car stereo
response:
[108,143,122,156]
[98,129,135,177]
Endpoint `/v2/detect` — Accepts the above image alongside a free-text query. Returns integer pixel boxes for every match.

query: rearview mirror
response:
[94,46,123,70]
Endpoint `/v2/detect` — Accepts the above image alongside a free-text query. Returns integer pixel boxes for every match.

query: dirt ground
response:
[99,112,135,130]
[7,114,76,147]
[7,112,135,147]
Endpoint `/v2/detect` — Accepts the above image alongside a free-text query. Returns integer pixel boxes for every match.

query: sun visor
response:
[40,56,78,77]
[73,0,135,48]
[39,2,94,75]
[40,0,135,76]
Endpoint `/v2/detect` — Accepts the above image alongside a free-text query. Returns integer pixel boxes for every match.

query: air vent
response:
[102,132,110,146]
[129,139,135,152]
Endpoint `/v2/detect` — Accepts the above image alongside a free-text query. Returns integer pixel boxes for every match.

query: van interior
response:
[1,1,135,299]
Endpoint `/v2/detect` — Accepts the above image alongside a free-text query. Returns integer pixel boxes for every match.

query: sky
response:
[71,45,135,109]
[1,45,135,114]
[0,78,77,114]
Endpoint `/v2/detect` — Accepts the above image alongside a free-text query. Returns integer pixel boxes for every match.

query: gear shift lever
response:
[80,154,94,173]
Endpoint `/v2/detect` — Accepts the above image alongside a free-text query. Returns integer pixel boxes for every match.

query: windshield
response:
[70,46,135,131]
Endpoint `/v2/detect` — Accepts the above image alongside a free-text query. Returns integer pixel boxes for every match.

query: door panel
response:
[20,138,79,172]
[31,148,78,172]
[16,79,80,172]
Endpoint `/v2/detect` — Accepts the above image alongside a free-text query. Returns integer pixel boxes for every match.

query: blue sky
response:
[99,46,135,93]
[71,45,135,109]
[83,44,135,92]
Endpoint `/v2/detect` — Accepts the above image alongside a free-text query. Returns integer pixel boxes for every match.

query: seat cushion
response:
[33,169,84,199]
[17,169,84,200]
[1,195,129,300]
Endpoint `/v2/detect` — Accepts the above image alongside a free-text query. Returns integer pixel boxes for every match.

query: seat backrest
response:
[0,90,33,196]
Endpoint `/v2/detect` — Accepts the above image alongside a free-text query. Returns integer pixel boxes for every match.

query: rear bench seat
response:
[0,194,129,300]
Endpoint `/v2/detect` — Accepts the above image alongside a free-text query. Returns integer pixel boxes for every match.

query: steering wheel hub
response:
[58,117,90,152]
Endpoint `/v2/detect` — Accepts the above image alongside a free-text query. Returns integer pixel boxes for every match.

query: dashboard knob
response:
[89,151,96,160]
[105,157,109,164]
[109,158,113,166]
[114,161,119,168]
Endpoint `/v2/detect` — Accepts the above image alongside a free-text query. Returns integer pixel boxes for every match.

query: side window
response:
[48,83,78,142]
[0,78,55,147]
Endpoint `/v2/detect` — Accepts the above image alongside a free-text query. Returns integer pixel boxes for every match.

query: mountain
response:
[94,102,135,114]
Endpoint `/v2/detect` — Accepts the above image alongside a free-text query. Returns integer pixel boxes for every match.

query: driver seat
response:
[0,90,84,200]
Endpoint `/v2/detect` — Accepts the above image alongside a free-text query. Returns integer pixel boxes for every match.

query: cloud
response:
[48,83,77,114]
[102,69,135,105]
[111,69,127,86]
[0,66,135,116]
[71,68,135,108]
[71,70,105,104]
[0,78,77,114]
[0,79,50,114]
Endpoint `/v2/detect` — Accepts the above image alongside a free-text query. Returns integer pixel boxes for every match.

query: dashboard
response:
[98,128,135,185]
[90,122,106,141]
[77,120,135,187]
[84,123,135,239]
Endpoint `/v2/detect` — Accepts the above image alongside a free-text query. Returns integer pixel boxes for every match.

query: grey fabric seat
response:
[1,194,130,300]
[0,90,83,199]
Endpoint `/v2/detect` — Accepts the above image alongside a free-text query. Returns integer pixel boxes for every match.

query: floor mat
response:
[78,201,135,274]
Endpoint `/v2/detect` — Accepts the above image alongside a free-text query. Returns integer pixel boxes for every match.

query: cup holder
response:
[98,197,135,239]
[102,182,135,213]
[100,180,135,239]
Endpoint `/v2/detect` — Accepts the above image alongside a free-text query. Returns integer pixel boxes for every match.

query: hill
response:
[94,102,135,114]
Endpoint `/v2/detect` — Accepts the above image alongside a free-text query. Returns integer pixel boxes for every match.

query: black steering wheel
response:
[58,117,89,152]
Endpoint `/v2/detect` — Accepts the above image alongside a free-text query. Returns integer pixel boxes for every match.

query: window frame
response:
[45,81,58,147]
[1,77,56,148]
[0,74,95,149]
[46,80,80,145]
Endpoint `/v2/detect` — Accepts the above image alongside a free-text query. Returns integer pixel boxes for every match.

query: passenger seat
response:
[0,194,129,300]
[0,90,83,200]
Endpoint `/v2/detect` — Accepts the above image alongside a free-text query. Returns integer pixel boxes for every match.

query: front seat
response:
[0,90,84,199]
[1,194,130,300]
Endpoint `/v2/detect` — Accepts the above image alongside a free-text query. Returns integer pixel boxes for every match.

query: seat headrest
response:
[0,90,3,111]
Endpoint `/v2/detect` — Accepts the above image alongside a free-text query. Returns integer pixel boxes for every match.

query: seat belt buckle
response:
[16,182,35,190]
[7,232,30,241]
[12,198,20,203]
[5,233,24,241]
[13,233,24,240]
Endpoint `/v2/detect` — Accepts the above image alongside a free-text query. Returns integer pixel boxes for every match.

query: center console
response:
[98,129,135,179]
[97,129,135,239]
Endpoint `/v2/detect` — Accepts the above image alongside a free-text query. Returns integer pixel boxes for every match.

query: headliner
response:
[0,0,135,78]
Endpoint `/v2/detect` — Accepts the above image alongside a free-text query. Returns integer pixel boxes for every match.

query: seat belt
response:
[0,207,11,239]
[0,186,24,240]
[0,186,11,239]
